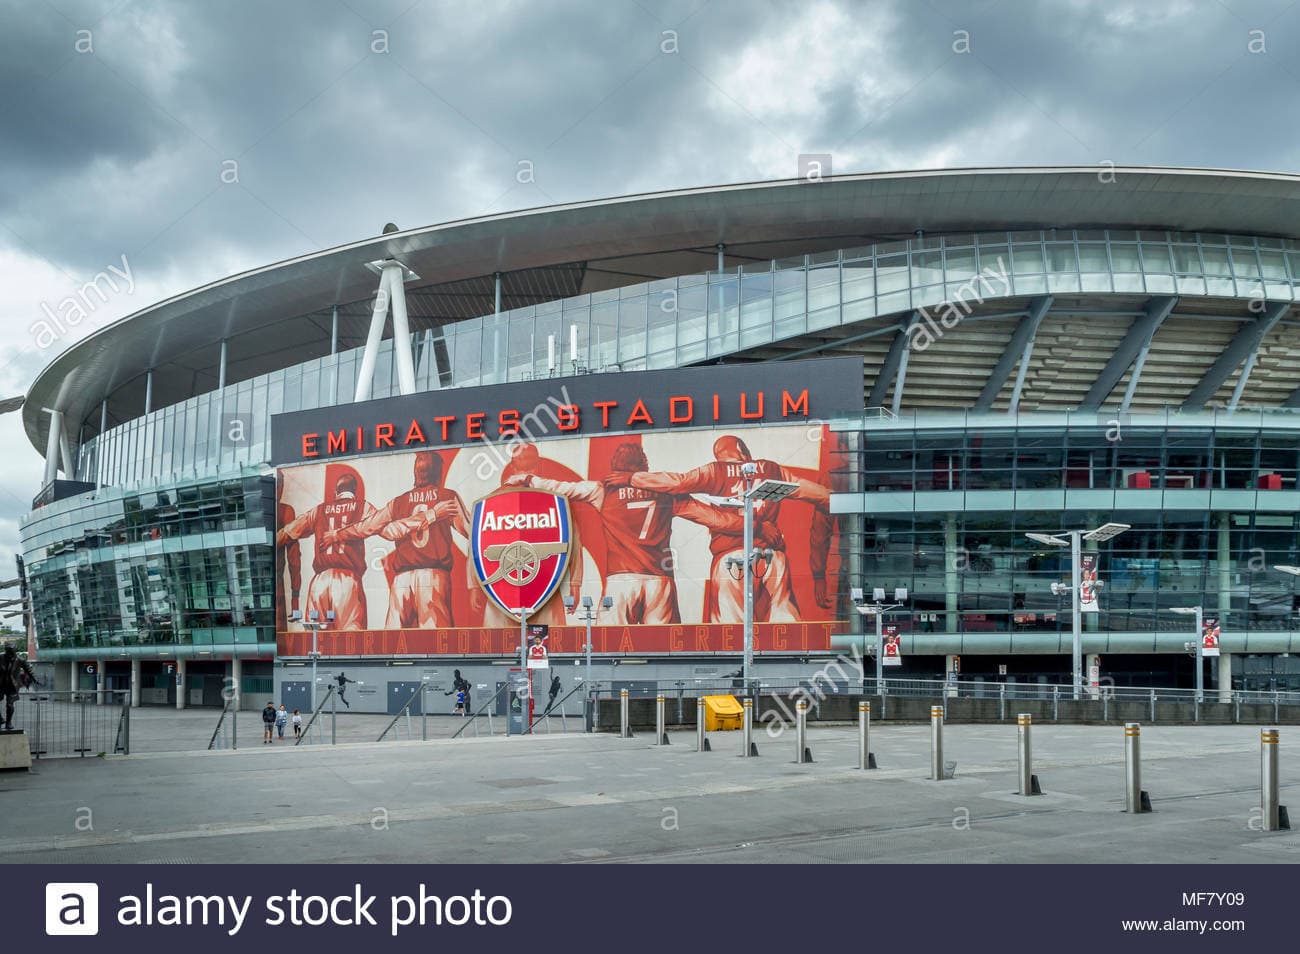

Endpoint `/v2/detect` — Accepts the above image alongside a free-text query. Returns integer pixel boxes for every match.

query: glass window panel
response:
[911,251,943,286]
[807,264,839,312]
[1172,244,1201,274]
[618,295,647,366]
[1046,242,1078,273]
[1077,245,1109,272]
[1141,242,1172,273]
[1012,244,1044,275]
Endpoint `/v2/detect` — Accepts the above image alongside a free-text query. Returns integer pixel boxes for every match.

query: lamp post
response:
[850,586,908,691]
[1170,606,1203,702]
[1025,522,1129,700]
[293,609,333,712]
[564,593,614,691]
[722,469,798,689]
[565,593,613,733]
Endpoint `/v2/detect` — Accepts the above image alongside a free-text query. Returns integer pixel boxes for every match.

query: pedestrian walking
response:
[454,687,466,716]
[262,701,276,743]
[275,704,289,740]
[292,708,303,739]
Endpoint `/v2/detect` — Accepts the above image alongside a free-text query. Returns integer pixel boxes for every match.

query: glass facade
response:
[834,414,1300,644]
[22,469,276,653]
[74,229,1300,490]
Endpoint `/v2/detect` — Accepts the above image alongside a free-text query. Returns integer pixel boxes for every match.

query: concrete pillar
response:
[175,657,187,710]
[231,656,242,710]
[1218,653,1233,703]
[1217,513,1232,630]
[95,659,105,705]
[944,514,959,634]
[129,659,141,708]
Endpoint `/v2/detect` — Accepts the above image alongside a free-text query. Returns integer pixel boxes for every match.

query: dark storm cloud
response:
[2,0,1300,553]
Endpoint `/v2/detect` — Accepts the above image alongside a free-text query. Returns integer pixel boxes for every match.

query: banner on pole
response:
[1079,554,1099,614]
[1202,617,1221,657]
[882,625,902,666]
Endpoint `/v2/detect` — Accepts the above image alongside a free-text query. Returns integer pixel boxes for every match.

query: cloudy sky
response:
[1,0,1299,557]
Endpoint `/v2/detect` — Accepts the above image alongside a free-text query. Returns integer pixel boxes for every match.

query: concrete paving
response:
[4,723,1297,864]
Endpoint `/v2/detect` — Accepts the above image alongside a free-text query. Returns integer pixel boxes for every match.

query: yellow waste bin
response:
[702,694,744,731]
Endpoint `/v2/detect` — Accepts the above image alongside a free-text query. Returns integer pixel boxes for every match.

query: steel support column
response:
[1183,301,1288,411]
[867,312,919,410]
[974,296,1052,412]
[1080,296,1175,410]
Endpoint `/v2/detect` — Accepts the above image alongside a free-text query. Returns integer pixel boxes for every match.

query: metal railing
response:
[294,686,336,746]
[451,683,510,739]
[585,676,1300,725]
[12,689,130,758]
[207,701,235,750]
[377,684,423,742]
[526,682,584,734]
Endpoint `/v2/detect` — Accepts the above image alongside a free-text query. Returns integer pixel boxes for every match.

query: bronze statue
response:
[0,645,37,731]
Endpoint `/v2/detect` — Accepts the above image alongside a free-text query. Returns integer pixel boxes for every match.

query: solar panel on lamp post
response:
[1025,522,1129,700]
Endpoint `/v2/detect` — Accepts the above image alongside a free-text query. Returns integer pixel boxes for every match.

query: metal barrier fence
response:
[11,689,130,758]
[587,676,1300,709]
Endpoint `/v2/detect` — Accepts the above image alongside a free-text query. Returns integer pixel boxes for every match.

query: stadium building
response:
[20,166,1300,712]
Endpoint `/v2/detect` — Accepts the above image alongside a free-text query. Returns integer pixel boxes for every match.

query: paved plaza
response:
[4,721,1297,864]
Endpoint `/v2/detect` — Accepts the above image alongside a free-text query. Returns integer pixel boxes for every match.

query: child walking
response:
[292,708,303,739]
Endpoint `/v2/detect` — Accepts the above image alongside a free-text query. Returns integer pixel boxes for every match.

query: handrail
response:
[206,701,231,750]
[294,685,336,746]
[377,684,425,742]
[451,682,510,740]
[527,681,585,734]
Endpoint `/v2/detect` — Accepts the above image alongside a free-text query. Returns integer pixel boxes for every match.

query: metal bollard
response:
[1018,713,1041,795]
[795,699,812,763]
[1124,722,1152,813]
[858,700,876,769]
[696,697,710,751]
[1149,689,1156,723]
[741,697,756,757]
[999,684,1006,722]
[1261,727,1290,831]
[930,705,945,780]
[1052,686,1059,722]
[655,694,669,745]
[620,688,630,739]
[422,692,428,741]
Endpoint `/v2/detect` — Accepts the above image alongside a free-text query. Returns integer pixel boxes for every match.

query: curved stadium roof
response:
[25,165,1300,454]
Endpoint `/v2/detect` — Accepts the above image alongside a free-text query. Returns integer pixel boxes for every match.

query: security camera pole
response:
[724,467,797,689]
[1025,522,1129,700]
[851,586,908,691]
[565,593,614,696]
[294,609,332,712]
[1170,606,1203,702]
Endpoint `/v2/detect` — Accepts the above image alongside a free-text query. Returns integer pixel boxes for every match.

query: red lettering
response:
[404,419,426,444]
[435,416,455,441]
[618,629,635,653]
[326,430,347,454]
[695,626,710,651]
[720,626,736,651]
[437,630,448,653]
[395,631,408,654]
[375,422,395,447]
[457,631,468,653]
[356,426,363,451]
[557,404,579,431]
[302,433,319,457]
[669,627,684,652]
[781,389,809,417]
[478,630,490,653]
[626,399,654,426]
[499,409,520,436]
[669,395,693,423]
[740,391,764,419]
[466,412,486,439]
[712,394,720,420]
[363,632,376,655]
[773,625,788,650]
[593,400,617,427]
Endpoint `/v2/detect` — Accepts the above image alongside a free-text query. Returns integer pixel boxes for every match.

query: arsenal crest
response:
[470,489,573,622]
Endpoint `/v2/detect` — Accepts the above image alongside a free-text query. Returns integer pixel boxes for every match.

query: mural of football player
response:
[276,464,373,630]
[322,450,479,628]
[606,435,832,624]
[276,501,302,631]
[507,441,743,625]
